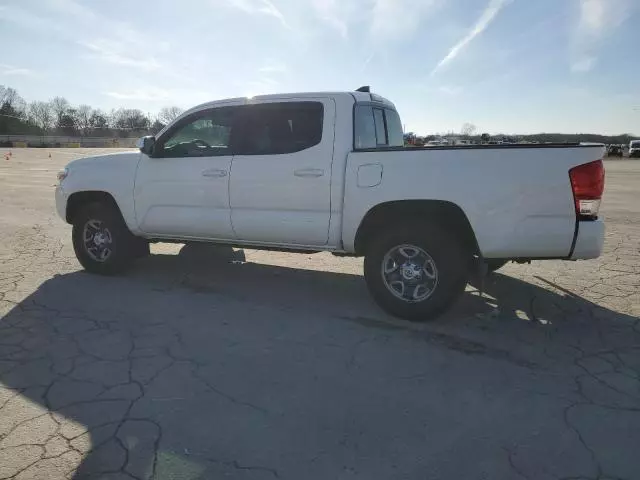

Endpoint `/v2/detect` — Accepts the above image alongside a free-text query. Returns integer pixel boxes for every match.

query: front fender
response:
[59,152,141,232]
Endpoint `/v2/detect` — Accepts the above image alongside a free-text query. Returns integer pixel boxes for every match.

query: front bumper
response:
[570,219,605,260]
[55,185,68,222]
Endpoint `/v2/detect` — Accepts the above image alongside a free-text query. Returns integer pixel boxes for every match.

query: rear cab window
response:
[354,103,404,150]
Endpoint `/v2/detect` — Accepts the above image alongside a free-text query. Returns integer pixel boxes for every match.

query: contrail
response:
[431,0,513,75]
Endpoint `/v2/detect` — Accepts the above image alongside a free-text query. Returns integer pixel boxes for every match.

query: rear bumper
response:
[570,220,604,260]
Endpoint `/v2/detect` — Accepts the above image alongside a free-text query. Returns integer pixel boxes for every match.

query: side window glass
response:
[237,102,323,155]
[373,108,387,145]
[385,109,404,147]
[354,105,376,149]
[159,108,235,157]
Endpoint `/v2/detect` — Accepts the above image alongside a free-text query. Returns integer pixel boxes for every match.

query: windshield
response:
[631,141,640,148]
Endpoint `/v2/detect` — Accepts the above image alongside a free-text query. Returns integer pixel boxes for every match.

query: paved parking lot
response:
[1,149,639,480]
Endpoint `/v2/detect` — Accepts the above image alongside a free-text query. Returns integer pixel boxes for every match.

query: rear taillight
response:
[569,159,605,219]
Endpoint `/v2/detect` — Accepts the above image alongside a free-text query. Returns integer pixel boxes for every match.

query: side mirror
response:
[136,136,156,156]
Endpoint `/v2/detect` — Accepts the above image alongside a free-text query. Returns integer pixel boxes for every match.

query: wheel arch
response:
[354,200,480,257]
[65,191,124,225]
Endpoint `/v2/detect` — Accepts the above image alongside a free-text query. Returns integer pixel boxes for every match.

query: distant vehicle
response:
[629,140,640,158]
[55,88,606,321]
[607,145,623,157]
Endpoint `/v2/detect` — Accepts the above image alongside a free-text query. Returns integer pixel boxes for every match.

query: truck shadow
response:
[0,244,637,478]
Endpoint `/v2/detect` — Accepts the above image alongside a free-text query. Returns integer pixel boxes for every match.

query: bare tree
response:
[0,86,26,117]
[111,108,150,134]
[50,96,70,128]
[28,101,54,131]
[0,86,19,106]
[461,123,477,137]
[89,110,109,136]
[76,104,92,135]
[158,106,183,125]
[59,108,79,134]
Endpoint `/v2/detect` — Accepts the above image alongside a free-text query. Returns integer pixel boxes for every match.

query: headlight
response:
[57,168,69,182]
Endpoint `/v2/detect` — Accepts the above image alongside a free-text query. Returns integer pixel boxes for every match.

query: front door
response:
[229,99,335,246]
[134,106,237,239]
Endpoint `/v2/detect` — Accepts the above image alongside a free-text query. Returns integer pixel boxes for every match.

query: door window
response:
[157,107,236,157]
[234,102,324,155]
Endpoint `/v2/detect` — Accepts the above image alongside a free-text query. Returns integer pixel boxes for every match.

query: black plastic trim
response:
[568,218,579,258]
[354,143,604,152]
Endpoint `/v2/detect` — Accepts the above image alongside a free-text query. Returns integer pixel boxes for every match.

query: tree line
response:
[0,85,183,137]
[2,84,636,144]
[406,121,637,146]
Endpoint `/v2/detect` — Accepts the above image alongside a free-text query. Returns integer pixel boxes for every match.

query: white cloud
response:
[45,0,97,21]
[362,52,375,71]
[576,0,633,37]
[311,0,351,38]
[2,2,167,74]
[258,61,288,73]
[0,64,34,76]
[431,0,512,75]
[0,5,65,33]
[371,0,440,41]
[243,77,280,97]
[438,85,463,96]
[80,40,161,70]
[572,0,633,73]
[104,88,170,102]
[311,0,439,41]
[571,56,596,73]
[577,0,606,33]
[221,0,289,28]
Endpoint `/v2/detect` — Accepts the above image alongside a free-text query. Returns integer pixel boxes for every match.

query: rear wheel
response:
[364,225,469,321]
[72,203,136,275]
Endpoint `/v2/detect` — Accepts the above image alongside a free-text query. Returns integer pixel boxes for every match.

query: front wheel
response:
[72,203,136,275]
[364,225,469,321]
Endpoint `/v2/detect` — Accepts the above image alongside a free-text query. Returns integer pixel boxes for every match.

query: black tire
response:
[485,259,508,273]
[133,238,151,258]
[364,224,469,321]
[72,203,136,275]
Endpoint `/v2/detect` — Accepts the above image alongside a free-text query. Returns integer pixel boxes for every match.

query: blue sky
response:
[1,0,638,135]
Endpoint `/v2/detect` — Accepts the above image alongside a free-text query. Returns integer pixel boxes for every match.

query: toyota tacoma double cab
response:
[55,88,606,320]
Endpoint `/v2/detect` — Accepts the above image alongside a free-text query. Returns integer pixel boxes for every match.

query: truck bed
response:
[341,143,605,258]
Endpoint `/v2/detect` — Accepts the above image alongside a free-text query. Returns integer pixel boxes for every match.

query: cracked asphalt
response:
[0,148,639,480]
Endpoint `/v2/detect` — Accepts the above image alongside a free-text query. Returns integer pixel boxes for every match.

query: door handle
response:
[294,168,324,178]
[202,169,227,178]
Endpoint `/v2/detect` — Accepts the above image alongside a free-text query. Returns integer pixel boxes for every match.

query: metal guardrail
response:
[0,135,138,148]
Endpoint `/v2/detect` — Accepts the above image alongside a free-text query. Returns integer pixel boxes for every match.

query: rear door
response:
[229,99,335,246]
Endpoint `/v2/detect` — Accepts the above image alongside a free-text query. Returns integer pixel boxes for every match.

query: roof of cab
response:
[183,91,395,116]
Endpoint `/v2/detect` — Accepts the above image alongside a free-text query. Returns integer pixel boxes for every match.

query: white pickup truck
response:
[55,88,605,320]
